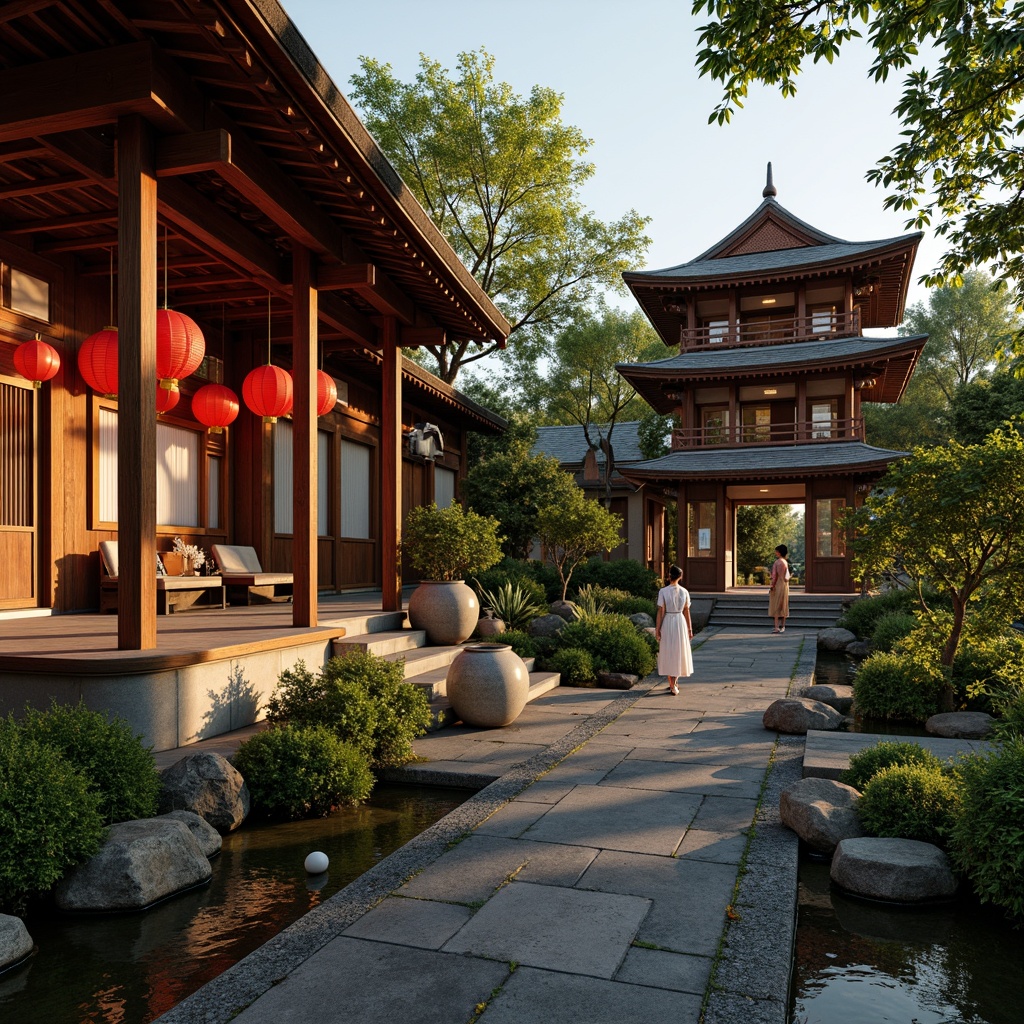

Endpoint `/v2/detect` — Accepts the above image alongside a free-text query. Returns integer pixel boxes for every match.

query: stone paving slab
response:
[615,945,714,994]
[600,758,765,799]
[341,895,471,949]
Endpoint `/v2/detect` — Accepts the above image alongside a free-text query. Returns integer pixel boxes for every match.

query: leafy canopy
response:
[349,49,651,382]
[693,1,1024,353]
[403,502,504,581]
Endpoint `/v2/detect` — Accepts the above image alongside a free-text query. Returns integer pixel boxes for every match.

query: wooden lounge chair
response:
[98,540,226,614]
[210,544,293,605]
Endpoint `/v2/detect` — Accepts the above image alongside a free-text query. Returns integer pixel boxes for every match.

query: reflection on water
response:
[791,860,1024,1024]
[0,784,467,1024]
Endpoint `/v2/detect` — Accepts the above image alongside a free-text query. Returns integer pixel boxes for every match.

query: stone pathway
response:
[156,627,816,1024]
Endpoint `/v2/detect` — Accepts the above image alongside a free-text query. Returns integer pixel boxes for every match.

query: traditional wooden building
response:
[616,168,926,593]
[0,0,509,646]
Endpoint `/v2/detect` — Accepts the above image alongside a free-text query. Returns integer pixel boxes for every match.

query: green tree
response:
[862,375,949,451]
[736,505,798,578]
[536,305,664,506]
[537,489,624,601]
[349,50,651,383]
[846,429,1024,673]
[948,372,1024,445]
[462,439,580,559]
[455,372,537,470]
[637,409,674,460]
[693,1,1024,355]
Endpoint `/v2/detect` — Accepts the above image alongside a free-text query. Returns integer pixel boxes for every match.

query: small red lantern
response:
[78,326,119,397]
[242,364,293,423]
[13,336,60,388]
[156,308,205,393]
[192,383,239,433]
[155,386,180,413]
[316,370,338,417]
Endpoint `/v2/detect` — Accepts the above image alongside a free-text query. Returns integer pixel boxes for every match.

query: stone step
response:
[333,629,427,657]
[386,644,464,679]
[423,670,562,733]
[320,610,408,637]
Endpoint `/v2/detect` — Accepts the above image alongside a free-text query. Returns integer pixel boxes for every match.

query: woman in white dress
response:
[654,564,694,696]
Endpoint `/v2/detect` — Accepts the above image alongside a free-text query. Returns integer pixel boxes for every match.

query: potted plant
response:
[403,503,504,644]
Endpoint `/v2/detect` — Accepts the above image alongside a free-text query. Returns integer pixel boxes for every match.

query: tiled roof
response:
[532,421,645,466]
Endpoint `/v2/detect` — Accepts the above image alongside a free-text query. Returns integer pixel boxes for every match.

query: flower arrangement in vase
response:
[172,537,207,576]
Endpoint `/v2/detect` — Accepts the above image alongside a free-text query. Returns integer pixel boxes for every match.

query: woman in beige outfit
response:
[768,544,790,633]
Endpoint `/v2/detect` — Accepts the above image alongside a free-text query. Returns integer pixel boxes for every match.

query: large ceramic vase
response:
[446,643,529,728]
[407,580,478,645]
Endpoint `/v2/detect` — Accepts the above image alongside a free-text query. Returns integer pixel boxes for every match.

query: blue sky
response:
[282,0,940,312]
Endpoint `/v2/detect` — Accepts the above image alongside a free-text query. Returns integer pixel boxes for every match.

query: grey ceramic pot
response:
[407,580,479,645]
[446,643,529,728]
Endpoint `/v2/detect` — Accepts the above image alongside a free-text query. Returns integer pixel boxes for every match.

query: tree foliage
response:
[847,428,1024,668]
[948,372,1024,445]
[693,0,1024,354]
[349,49,651,382]
[736,505,799,577]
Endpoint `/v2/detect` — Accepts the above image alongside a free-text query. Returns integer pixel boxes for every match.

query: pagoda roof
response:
[619,441,906,485]
[617,334,927,413]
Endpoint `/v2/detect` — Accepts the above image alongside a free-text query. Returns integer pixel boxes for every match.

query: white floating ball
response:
[304,851,329,874]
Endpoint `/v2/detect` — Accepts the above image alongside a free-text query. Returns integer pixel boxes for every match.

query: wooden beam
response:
[400,326,446,348]
[40,130,116,180]
[291,245,318,627]
[380,318,403,612]
[318,292,377,347]
[116,115,158,651]
[318,262,415,325]
[155,129,232,176]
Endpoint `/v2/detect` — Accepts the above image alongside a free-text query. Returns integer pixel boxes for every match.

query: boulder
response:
[595,671,638,691]
[818,627,858,652]
[780,777,865,854]
[831,837,958,903]
[925,711,995,740]
[528,613,567,638]
[803,683,855,714]
[846,640,873,660]
[629,612,655,629]
[54,818,213,912]
[763,697,845,734]
[157,809,222,858]
[549,600,578,621]
[0,915,32,971]
[158,752,250,834]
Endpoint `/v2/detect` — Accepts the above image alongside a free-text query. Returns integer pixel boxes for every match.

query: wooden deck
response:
[0,592,406,675]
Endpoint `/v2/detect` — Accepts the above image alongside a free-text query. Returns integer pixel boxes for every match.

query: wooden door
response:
[0,374,37,606]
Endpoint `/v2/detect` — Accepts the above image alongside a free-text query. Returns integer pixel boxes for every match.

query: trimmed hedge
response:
[857,763,960,847]
[549,647,595,685]
[841,740,944,791]
[556,613,655,678]
[852,651,947,722]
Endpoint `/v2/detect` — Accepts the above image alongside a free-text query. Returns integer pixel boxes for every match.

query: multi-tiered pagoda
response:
[617,167,927,593]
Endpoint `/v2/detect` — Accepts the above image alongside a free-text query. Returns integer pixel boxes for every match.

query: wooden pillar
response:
[292,245,318,627]
[117,115,157,650]
[380,317,402,610]
[796,379,807,441]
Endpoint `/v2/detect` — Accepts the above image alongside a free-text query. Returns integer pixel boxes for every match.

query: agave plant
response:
[473,578,547,631]
[573,583,609,621]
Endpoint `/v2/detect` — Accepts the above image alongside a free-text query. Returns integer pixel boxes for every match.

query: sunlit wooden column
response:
[117,115,157,650]
[380,316,402,611]
[292,245,318,627]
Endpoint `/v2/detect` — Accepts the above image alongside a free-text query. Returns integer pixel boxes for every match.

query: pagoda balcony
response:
[679,309,861,351]
[671,417,866,450]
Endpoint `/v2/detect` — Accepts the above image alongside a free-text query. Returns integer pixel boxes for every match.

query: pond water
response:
[0,784,469,1024]
[791,860,1024,1024]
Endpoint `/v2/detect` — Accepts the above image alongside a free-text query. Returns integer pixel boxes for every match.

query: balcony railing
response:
[679,309,861,351]
[671,417,865,450]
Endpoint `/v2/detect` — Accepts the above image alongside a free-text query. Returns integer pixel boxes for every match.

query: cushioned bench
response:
[99,541,226,614]
[210,544,293,605]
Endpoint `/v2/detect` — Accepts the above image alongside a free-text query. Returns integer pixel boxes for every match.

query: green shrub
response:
[472,560,549,610]
[572,584,608,621]
[574,584,657,619]
[403,502,503,581]
[852,651,947,722]
[497,629,539,661]
[557,613,655,678]
[841,739,944,791]
[0,720,105,914]
[838,589,919,638]
[857,763,960,846]
[871,611,917,653]
[19,701,160,825]
[955,629,1024,721]
[949,739,1024,923]
[265,652,432,768]
[232,725,373,820]
[572,558,660,600]
[472,578,547,630]
[549,647,595,685]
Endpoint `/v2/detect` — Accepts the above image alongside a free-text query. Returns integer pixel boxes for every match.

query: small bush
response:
[497,629,539,661]
[572,558,660,600]
[955,629,1024,720]
[549,647,595,685]
[266,652,432,768]
[472,578,547,630]
[857,763,960,846]
[871,611,916,653]
[19,701,160,824]
[576,584,657,619]
[0,720,105,914]
[950,739,1024,923]
[841,739,944,791]
[232,725,373,820]
[557,613,655,678]
[572,584,608,621]
[852,651,947,722]
[472,560,549,610]
[838,589,919,639]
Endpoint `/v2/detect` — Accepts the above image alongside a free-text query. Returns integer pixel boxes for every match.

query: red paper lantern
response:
[156,308,205,392]
[155,386,180,413]
[192,383,239,433]
[78,326,119,396]
[242,364,293,423]
[13,337,60,388]
[316,370,338,417]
